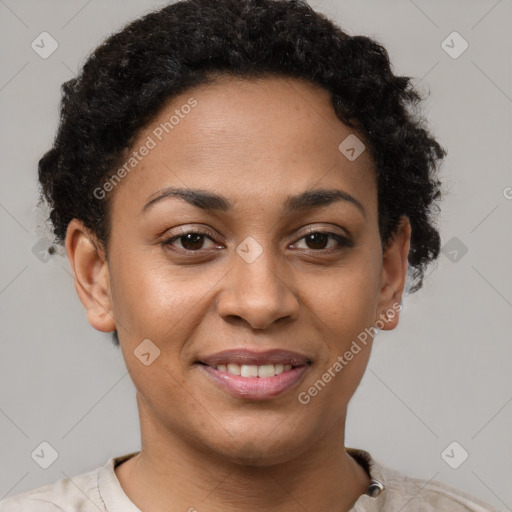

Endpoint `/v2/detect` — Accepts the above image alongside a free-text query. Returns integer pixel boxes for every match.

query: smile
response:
[213,363,292,378]
[197,348,311,400]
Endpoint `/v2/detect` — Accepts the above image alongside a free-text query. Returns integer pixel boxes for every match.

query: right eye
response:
[161,229,222,253]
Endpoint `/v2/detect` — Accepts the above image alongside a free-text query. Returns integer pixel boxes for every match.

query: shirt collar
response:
[100,448,386,511]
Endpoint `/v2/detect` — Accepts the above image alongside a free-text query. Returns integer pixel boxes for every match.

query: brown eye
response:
[176,233,207,251]
[162,229,219,253]
[303,232,330,250]
[293,230,353,252]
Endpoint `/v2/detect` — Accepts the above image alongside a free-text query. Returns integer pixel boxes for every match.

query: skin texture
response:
[65,76,411,512]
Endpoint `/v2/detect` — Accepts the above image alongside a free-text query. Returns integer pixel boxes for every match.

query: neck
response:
[115,396,370,512]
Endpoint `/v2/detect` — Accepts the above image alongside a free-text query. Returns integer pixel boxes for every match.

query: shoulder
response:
[348,448,500,512]
[374,460,500,511]
[0,463,106,512]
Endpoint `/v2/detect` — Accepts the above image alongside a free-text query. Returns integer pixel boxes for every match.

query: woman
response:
[1,0,500,510]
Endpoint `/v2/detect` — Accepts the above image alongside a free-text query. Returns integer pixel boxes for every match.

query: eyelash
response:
[161,228,353,255]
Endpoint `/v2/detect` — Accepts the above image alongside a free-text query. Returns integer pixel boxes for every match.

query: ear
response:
[376,216,411,331]
[64,219,116,333]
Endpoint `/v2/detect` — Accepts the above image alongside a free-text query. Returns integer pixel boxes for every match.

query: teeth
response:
[215,363,295,378]
[227,363,241,376]
[241,365,258,377]
[258,364,275,378]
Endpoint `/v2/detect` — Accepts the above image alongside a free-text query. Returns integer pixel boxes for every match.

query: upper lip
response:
[198,349,311,367]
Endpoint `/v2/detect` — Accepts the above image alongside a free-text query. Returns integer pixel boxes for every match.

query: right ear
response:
[64,219,116,333]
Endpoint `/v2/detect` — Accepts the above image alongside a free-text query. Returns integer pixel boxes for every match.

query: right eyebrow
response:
[142,187,230,213]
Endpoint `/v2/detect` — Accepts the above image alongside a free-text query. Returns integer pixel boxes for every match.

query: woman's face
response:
[69,75,409,465]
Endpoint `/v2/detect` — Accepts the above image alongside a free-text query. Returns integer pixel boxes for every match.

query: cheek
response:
[108,249,200,337]
[306,252,382,334]
[123,352,212,441]
[299,247,382,395]
[109,261,203,422]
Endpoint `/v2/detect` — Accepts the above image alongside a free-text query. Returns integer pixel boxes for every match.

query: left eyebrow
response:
[142,186,366,218]
[283,188,366,218]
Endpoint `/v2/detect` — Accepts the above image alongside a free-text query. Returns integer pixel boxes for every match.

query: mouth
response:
[196,349,311,400]
[206,362,295,378]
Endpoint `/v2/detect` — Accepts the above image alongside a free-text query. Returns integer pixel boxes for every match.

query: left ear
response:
[376,216,411,331]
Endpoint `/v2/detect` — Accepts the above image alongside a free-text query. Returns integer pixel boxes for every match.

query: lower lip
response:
[199,364,309,400]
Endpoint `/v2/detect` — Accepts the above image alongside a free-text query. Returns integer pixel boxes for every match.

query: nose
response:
[216,246,300,331]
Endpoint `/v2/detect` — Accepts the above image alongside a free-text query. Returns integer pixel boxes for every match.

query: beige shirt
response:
[0,448,500,511]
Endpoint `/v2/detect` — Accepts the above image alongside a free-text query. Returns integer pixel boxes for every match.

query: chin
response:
[197,424,312,467]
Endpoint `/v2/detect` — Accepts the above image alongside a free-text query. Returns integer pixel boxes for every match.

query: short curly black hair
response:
[39,0,446,305]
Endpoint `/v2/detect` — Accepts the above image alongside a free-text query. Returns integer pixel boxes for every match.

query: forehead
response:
[110,75,377,218]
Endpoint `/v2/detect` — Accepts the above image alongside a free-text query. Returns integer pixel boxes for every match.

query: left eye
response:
[293,231,351,251]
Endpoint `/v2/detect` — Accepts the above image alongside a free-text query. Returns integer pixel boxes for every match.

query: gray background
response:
[0,0,511,509]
